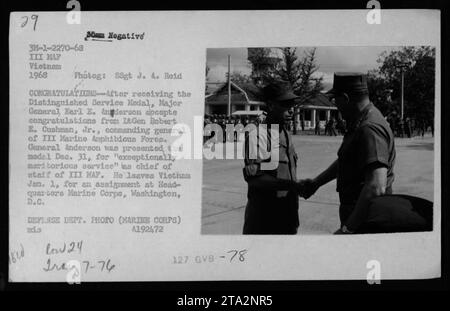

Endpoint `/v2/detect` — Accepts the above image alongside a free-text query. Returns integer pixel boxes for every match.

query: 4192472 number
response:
[131,225,164,233]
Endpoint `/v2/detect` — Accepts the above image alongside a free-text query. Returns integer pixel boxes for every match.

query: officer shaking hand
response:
[299,73,396,235]
[242,81,306,235]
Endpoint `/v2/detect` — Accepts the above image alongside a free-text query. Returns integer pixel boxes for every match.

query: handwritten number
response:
[31,15,38,31]
[227,249,247,262]
[21,16,28,28]
[82,260,90,273]
[238,249,247,262]
[227,250,238,262]
[107,259,116,272]
[21,14,38,31]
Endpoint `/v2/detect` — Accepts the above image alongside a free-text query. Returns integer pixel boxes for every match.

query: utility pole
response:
[396,62,408,137]
[227,55,231,116]
[400,66,405,120]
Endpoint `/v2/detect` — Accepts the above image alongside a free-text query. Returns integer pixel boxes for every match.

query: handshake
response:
[294,179,319,199]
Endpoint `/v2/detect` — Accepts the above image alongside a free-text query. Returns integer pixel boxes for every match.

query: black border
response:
[1,0,449,293]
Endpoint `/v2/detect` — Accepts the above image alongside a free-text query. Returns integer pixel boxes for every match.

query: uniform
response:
[336,102,396,228]
[243,123,299,234]
[321,72,431,234]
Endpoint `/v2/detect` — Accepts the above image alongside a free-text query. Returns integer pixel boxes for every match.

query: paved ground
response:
[201,134,435,235]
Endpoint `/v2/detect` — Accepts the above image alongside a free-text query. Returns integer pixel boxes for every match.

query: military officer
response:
[242,81,303,234]
[301,73,396,234]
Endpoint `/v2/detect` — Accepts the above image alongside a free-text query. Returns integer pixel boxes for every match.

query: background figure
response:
[220,115,227,142]
[226,116,234,142]
[327,117,337,136]
[257,112,267,125]
[324,119,330,135]
[420,119,426,137]
[234,117,242,142]
[336,117,346,135]
[315,119,321,135]
[243,117,249,127]
[210,115,218,143]
[405,118,412,138]
[430,120,434,137]
[398,119,405,138]
[203,115,212,144]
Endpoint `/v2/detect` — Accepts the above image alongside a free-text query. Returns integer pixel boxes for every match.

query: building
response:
[205,81,264,115]
[205,73,338,132]
[205,81,337,130]
[296,93,339,130]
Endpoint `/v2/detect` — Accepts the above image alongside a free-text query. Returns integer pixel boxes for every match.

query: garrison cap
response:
[326,72,369,97]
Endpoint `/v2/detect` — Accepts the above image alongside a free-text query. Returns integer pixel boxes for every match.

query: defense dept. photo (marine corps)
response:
[201,47,434,235]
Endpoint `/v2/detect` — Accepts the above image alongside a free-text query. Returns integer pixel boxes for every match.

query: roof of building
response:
[206,82,337,110]
[301,93,337,109]
[205,81,263,105]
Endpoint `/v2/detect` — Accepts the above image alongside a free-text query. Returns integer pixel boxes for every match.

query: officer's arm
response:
[312,160,338,188]
[299,160,338,199]
[245,167,298,191]
[345,164,387,232]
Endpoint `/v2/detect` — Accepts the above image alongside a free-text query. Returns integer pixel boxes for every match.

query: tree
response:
[247,47,324,133]
[226,71,252,85]
[248,48,278,85]
[405,53,435,124]
[258,48,323,101]
[273,48,324,134]
[374,46,435,124]
[367,69,394,116]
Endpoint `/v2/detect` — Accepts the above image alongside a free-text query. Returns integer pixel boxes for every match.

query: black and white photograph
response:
[202,46,435,235]
[4,5,445,288]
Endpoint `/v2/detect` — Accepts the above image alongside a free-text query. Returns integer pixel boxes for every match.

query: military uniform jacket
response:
[337,103,396,223]
[242,123,299,233]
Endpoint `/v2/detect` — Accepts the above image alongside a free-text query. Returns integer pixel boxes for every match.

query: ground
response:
[201,134,434,235]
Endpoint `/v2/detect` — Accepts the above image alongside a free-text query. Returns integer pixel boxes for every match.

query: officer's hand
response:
[244,164,259,177]
[300,179,319,200]
[294,180,306,197]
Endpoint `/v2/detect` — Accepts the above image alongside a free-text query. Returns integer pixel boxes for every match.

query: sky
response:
[206,46,401,91]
